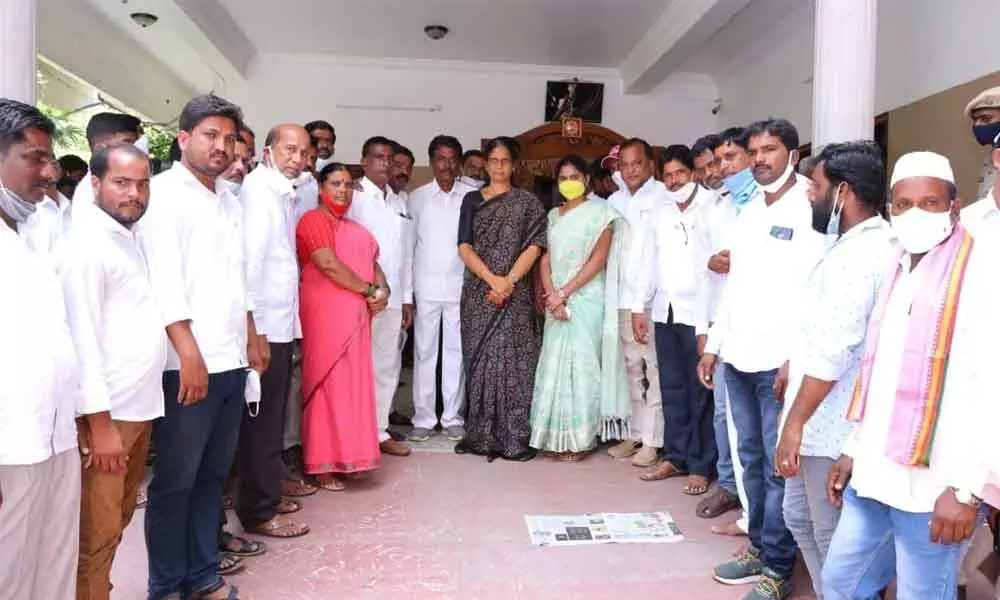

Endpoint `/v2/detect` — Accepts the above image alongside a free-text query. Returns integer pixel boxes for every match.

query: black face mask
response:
[811,185,836,235]
[973,122,1000,146]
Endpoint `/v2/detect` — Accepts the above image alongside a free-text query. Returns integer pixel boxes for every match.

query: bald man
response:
[234,124,312,538]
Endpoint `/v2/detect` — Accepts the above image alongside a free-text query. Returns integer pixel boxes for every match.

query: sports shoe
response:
[713,546,763,585]
[408,427,432,442]
[607,440,639,459]
[444,425,465,442]
[741,568,792,600]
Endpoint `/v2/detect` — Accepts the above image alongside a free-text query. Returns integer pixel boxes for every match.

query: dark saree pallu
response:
[457,188,547,459]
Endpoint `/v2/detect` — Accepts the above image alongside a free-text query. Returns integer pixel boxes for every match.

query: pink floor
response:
[111,446,996,600]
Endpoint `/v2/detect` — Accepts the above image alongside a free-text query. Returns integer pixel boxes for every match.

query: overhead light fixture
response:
[130,12,158,28]
[424,25,449,40]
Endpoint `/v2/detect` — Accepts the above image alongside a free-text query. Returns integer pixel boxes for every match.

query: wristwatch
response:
[952,487,983,507]
[362,283,378,298]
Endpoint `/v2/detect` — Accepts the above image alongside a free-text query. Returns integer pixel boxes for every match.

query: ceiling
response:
[217,0,669,68]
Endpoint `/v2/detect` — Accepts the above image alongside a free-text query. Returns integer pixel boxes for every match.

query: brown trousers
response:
[77,420,152,600]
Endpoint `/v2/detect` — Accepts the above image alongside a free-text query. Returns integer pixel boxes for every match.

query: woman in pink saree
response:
[296,163,389,492]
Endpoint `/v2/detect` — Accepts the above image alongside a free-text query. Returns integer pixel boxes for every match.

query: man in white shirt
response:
[632,145,716,490]
[605,138,666,468]
[347,136,414,457]
[961,127,1000,238]
[218,129,251,198]
[390,143,414,201]
[822,151,1000,600]
[689,132,747,526]
[588,161,617,202]
[305,120,336,171]
[966,86,1000,201]
[459,149,486,189]
[0,99,83,600]
[58,144,169,599]
[698,119,826,599]
[72,112,142,220]
[408,135,475,443]
[141,94,268,600]
[57,153,88,199]
[770,141,893,596]
[236,123,313,539]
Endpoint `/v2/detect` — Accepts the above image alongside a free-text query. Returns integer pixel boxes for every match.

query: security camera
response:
[711,99,722,115]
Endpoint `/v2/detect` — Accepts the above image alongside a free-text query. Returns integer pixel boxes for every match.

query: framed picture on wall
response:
[546,80,604,123]
[561,117,583,139]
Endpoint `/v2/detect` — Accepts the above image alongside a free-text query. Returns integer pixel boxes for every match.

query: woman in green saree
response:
[530,154,629,460]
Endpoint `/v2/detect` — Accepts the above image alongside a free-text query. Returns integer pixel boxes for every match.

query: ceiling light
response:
[424,25,449,40]
[130,12,158,28]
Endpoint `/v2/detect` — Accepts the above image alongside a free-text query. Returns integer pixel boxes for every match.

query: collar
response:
[78,201,138,240]
[361,175,389,200]
[625,176,661,199]
[431,177,468,197]
[170,161,223,198]
[247,164,297,198]
[838,215,888,244]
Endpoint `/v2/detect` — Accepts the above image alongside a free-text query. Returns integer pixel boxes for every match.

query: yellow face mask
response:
[558,179,586,200]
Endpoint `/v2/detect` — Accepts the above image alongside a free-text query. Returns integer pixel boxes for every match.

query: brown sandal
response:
[682,475,711,496]
[246,515,310,539]
[639,461,688,482]
[275,498,301,514]
[315,475,346,492]
[696,486,742,518]
[281,478,317,497]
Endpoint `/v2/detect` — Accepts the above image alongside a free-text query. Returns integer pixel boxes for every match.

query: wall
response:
[888,71,1000,204]
[228,55,720,165]
[714,0,1000,145]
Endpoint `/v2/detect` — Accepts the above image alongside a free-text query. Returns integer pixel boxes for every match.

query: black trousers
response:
[236,341,293,527]
[654,318,717,477]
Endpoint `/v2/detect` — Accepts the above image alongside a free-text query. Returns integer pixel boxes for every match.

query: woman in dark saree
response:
[455,137,547,462]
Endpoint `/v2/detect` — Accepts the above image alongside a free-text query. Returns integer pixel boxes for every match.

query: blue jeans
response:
[713,360,737,495]
[822,487,973,600]
[145,368,246,599]
[724,364,797,578]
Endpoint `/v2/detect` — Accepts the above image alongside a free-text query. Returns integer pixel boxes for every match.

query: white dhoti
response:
[0,449,81,600]
[618,309,663,448]
[412,300,464,430]
[371,308,404,443]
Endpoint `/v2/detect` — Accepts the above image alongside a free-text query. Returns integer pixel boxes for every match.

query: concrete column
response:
[811,0,877,147]
[0,0,37,104]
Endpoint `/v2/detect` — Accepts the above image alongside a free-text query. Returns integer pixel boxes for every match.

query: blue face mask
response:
[973,122,1000,146]
[723,168,758,211]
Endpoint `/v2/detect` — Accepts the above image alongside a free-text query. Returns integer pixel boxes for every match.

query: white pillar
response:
[0,0,37,104]
[811,0,877,147]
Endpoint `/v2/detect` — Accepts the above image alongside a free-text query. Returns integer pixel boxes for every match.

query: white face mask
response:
[890,207,954,255]
[758,151,797,194]
[0,174,37,223]
[664,181,697,203]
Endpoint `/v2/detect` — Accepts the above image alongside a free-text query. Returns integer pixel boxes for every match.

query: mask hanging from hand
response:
[722,168,757,212]
[557,180,586,200]
[0,175,38,224]
[890,207,954,254]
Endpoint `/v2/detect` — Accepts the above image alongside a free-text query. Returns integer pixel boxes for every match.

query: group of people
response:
[1,79,999,600]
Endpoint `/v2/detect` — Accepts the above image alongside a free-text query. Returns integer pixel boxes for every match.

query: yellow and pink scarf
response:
[846,225,974,467]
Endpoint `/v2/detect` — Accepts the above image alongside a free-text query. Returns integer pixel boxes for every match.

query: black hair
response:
[746,117,800,153]
[428,135,463,161]
[85,112,141,148]
[392,143,415,165]
[484,136,521,161]
[0,99,54,154]
[589,161,613,181]
[90,143,149,179]
[619,137,654,160]
[57,154,88,173]
[168,137,182,162]
[362,135,394,158]
[718,127,750,151]
[660,144,694,171]
[815,141,886,212]
[692,134,723,156]
[242,125,255,139]
[798,154,821,178]
[304,120,335,138]
[462,149,485,163]
[178,94,243,134]
[554,154,589,179]
[317,161,351,185]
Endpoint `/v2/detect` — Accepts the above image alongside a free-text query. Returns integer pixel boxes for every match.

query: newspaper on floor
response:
[524,512,683,547]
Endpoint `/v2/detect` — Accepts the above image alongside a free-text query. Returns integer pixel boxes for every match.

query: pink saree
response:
[296,209,380,474]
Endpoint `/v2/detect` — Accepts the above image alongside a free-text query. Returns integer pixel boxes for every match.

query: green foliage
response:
[144,125,176,162]
[37,102,87,154]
